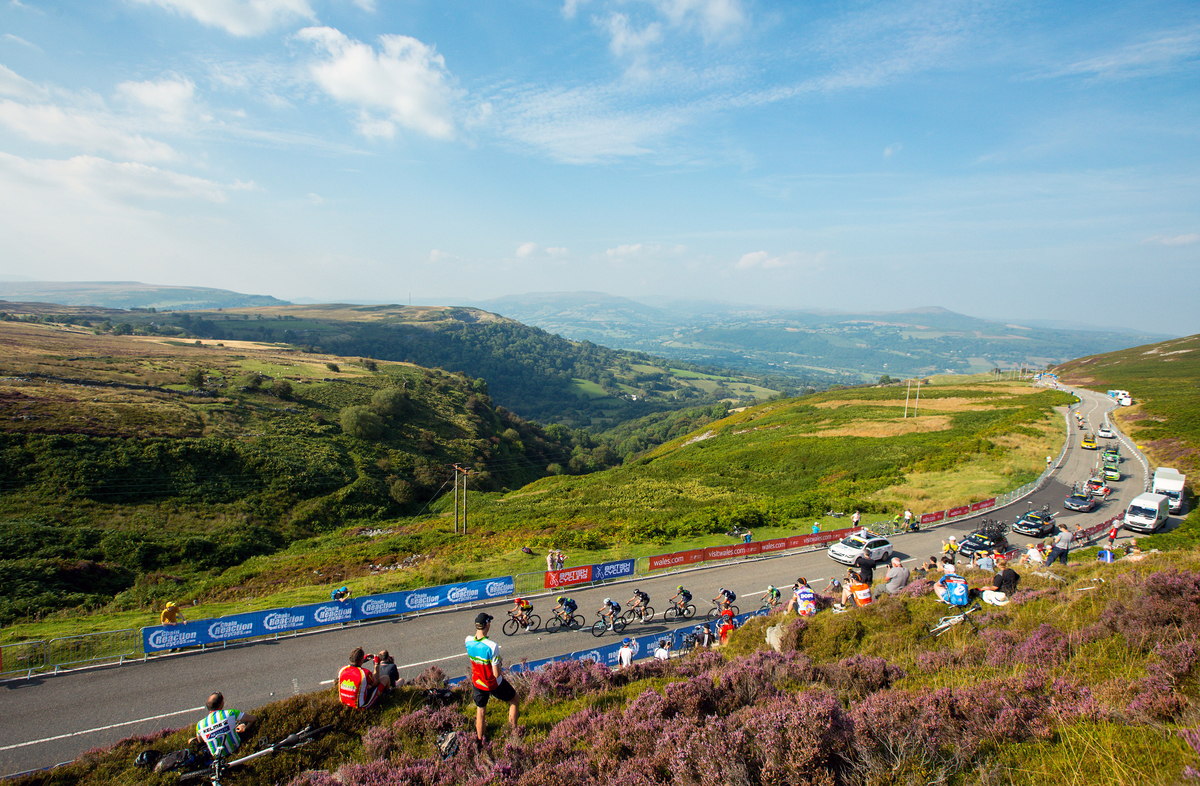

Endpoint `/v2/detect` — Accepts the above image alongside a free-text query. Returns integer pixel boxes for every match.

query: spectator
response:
[556,550,567,571]
[811,521,821,534]
[743,530,753,544]
[903,509,914,531]
[160,601,185,626]
[1044,528,1074,566]
[338,647,389,709]
[942,536,958,560]
[617,638,634,669]
[1107,522,1121,550]
[787,577,818,616]
[194,692,255,758]
[852,548,876,588]
[718,612,736,645]
[465,613,519,746]
[981,560,1020,605]
[331,586,352,602]
[376,649,399,690]
[694,624,715,649]
[653,639,671,661]
[973,551,995,572]
[1019,543,1044,567]
[545,550,555,572]
[878,557,910,598]
[851,510,861,528]
[839,571,873,609]
[934,564,969,607]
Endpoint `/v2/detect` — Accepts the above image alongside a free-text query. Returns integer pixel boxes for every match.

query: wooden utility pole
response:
[904,379,911,418]
[453,464,470,535]
[914,378,921,416]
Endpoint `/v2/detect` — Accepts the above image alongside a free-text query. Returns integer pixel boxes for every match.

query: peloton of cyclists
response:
[598,597,621,630]
[627,588,650,620]
[511,597,534,631]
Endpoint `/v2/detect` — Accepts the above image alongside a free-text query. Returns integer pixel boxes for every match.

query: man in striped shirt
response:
[194,692,255,758]
[465,612,520,746]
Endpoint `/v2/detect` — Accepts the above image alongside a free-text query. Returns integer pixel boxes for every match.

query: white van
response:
[1125,492,1170,534]
[1152,467,1186,513]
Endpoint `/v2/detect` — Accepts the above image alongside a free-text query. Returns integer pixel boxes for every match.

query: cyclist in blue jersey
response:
[194,692,255,758]
[714,587,736,611]
[554,595,577,617]
[670,585,692,608]
[599,598,621,629]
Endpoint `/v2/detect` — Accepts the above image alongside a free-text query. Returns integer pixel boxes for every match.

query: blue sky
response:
[0,0,1197,334]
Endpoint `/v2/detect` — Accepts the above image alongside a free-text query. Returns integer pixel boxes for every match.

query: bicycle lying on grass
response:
[919,603,983,642]
[179,724,333,786]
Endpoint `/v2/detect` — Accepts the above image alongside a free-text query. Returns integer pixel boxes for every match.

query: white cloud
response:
[0,99,178,162]
[884,143,902,158]
[515,241,538,257]
[295,26,458,140]
[131,0,316,37]
[3,34,42,52]
[600,13,663,58]
[546,246,569,257]
[0,152,228,203]
[562,0,590,19]
[116,75,196,124]
[348,0,375,10]
[651,0,746,41]
[307,192,323,204]
[429,249,460,263]
[0,64,44,99]
[1036,26,1200,81]
[606,243,644,258]
[736,250,826,270]
[1144,233,1199,247]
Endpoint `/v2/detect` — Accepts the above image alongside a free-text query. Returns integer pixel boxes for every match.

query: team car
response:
[1096,426,1115,439]
[1064,493,1097,512]
[827,532,893,565]
[1103,465,1121,482]
[956,527,1010,559]
[1081,434,1098,450]
[1085,478,1112,496]
[1013,510,1057,538]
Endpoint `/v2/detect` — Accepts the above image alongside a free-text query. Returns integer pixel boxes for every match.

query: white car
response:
[828,532,893,565]
[1097,426,1115,439]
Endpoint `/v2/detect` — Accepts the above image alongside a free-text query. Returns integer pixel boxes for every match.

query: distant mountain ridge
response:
[0,281,289,311]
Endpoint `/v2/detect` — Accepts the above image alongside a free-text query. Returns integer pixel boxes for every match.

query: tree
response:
[370,388,408,417]
[361,358,378,372]
[242,373,264,391]
[272,379,294,400]
[185,367,206,388]
[340,405,383,439]
[388,478,414,504]
[326,362,340,373]
[878,374,894,385]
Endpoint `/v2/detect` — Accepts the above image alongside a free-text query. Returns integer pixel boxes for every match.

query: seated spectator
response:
[718,612,736,645]
[376,649,399,690]
[839,571,873,609]
[980,560,1019,605]
[694,624,715,649]
[934,564,969,607]
[653,640,671,661]
[1125,539,1146,562]
[787,577,818,617]
[913,556,939,579]
[1018,543,1044,567]
[877,557,910,599]
[338,647,389,709]
[973,551,995,572]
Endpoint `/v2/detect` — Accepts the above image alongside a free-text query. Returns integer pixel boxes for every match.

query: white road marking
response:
[0,706,204,752]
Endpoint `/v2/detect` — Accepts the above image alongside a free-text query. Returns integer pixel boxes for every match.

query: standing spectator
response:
[617,638,634,669]
[718,612,736,645]
[942,536,959,561]
[556,550,566,570]
[851,510,861,529]
[811,521,821,534]
[878,558,910,598]
[742,530,753,544]
[465,613,519,746]
[1045,528,1074,566]
[852,548,876,588]
[545,550,555,572]
[1107,522,1121,550]
[653,640,671,661]
[160,601,185,626]
[903,509,914,530]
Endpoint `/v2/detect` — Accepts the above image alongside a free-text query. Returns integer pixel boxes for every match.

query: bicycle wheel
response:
[502,618,519,637]
[613,618,627,633]
[591,620,606,637]
[730,605,739,616]
[546,615,562,634]
[664,604,679,622]
[683,603,696,619]
[570,614,584,630]
[706,606,720,621]
[526,614,541,632]
[640,606,655,623]
[620,610,636,626]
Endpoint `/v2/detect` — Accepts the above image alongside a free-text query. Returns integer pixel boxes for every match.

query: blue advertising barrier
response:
[591,559,635,582]
[143,576,516,653]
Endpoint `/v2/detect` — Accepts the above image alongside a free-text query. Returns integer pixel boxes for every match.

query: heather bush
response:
[1152,637,1200,680]
[414,665,449,689]
[893,577,935,598]
[671,648,726,677]
[1009,587,1059,605]
[804,613,867,662]
[914,645,984,673]
[734,691,851,785]
[523,657,614,702]
[818,654,906,698]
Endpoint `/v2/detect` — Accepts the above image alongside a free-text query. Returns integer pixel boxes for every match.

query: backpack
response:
[154,749,196,773]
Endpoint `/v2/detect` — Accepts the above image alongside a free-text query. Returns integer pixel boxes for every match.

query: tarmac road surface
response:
[0,386,1158,776]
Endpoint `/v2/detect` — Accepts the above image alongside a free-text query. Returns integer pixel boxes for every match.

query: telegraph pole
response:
[904,379,911,418]
[914,378,921,417]
[453,464,470,535]
[453,464,460,534]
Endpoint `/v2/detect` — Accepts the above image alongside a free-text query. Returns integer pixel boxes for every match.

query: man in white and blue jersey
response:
[195,692,255,758]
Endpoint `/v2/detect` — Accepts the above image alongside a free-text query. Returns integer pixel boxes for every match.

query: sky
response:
[0,0,1197,335]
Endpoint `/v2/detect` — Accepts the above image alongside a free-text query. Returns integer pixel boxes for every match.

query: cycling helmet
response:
[677,585,683,591]
[604,598,611,604]
[718,587,725,593]
[557,596,565,603]
[767,585,776,592]
[135,750,162,769]
[693,625,702,632]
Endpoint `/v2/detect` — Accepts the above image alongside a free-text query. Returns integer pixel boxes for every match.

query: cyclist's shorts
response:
[473,679,516,708]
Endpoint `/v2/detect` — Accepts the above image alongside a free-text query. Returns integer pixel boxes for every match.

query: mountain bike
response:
[502,610,541,636]
[706,602,739,621]
[591,610,627,637]
[544,608,584,634]
[180,724,333,785]
[663,599,696,621]
[620,604,655,625]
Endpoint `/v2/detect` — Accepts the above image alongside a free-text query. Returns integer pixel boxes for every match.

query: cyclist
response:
[194,692,255,758]
[714,587,736,611]
[511,597,534,631]
[553,595,577,622]
[669,585,692,612]
[627,588,650,620]
[764,584,782,609]
[599,597,621,630]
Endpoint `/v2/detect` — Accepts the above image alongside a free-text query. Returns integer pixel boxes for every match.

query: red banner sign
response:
[920,511,946,525]
[969,498,997,512]
[544,565,593,589]
[947,505,970,518]
[758,537,789,554]
[647,549,704,571]
[704,543,748,561]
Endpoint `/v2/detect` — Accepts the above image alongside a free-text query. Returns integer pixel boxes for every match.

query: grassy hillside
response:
[0,321,602,627]
[21,551,1200,786]
[1054,333,1199,501]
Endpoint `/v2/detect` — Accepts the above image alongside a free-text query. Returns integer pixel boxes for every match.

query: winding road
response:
[0,386,1161,777]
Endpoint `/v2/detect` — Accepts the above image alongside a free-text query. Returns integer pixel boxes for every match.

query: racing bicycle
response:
[919,603,983,642]
[706,602,739,621]
[502,609,541,636]
[544,608,584,634]
[663,599,697,621]
[620,604,655,625]
[180,724,333,786]
[591,610,627,637]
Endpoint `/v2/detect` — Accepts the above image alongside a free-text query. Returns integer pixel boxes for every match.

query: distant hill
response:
[466,293,1174,380]
[0,281,289,311]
